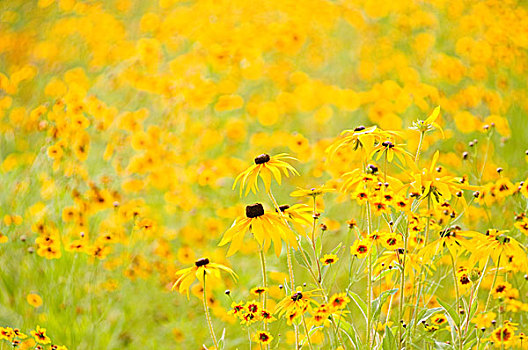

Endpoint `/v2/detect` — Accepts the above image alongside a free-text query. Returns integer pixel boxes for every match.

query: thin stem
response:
[415,131,425,163]
[202,272,219,350]
[485,254,502,312]
[366,201,373,348]
[449,251,462,350]
[398,225,409,349]
[267,189,295,290]
[259,248,270,349]
[301,313,314,350]
[311,196,322,282]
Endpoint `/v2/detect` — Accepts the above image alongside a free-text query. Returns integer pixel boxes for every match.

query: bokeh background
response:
[0,0,527,348]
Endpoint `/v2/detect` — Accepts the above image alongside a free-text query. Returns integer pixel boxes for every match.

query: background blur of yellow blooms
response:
[0,0,528,349]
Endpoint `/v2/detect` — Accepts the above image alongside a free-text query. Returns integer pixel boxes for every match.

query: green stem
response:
[301,313,314,350]
[484,254,502,313]
[449,251,462,350]
[415,131,425,163]
[202,272,219,350]
[366,201,373,348]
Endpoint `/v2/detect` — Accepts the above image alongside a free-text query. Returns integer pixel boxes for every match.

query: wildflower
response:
[26,293,43,308]
[254,331,273,345]
[172,258,237,298]
[410,106,444,137]
[232,153,299,196]
[320,254,339,265]
[0,327,14,341]
[275,287,320,318]
[31,326,51,344]
[350,239,370,259]
[431,314,447,325]
[290,185,335,197]
[490,323,516,347]
[328,293,350,311]
[219,203,297,257]
[250,287,268,297]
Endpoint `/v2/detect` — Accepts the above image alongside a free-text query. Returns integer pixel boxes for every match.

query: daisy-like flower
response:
[409,151,479,201]
[419,227,478,261]
[431,314,447,326]
[320,254,339,265]
[278,204,313,234]
[471,229,528,269]
[31,326,51,345]
[370,139,414,165]
[290,185,335,198]
[219,203,297,257]
[254,331,273,345]
[232,153,299,196]
[410,106,444,137]
[250,286,268,297]
[350,239,370,259]
[0,327,14,341]
[489,322,517,347]
[275,287,320,318]
[172,258,237,298]
[328,293,350,311]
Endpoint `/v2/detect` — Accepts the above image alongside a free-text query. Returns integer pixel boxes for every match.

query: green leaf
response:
[437,298,460,327]
[434,340,454,349]
[347,291,367,323]
[338,319,361,349]
[417,307,444,325]
[382,326,397,350]
[294,249,311,268]
[372,289,398,322]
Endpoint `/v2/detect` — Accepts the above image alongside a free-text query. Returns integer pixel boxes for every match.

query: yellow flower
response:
[232,153,299,196]
[350,239,370,259]
[219,203,297,257]
[320,254,339,265]
[26,293,43,308]
[290,185,335,197]
[254,330,273,345]
[172,258,237,298]
[275,287,320,318]
[30,326,51,344]
[410,106,444,137]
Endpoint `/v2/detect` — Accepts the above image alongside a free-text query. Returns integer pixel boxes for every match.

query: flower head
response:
[172,258,237,298]
[219,203,297,257]
[233,153,299,196]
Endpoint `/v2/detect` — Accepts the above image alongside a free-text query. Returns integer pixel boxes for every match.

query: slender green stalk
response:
[449,251,462,350]
[484,254,502,312]
[202,272,219,350]
[415,131,425,163]
[366,201,373,348]
[258,248,270,350]
[301,313,314,350]
[311,196,322,282]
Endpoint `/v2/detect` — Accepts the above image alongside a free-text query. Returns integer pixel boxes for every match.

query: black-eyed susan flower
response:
[254,331,273,345]
[172,258,237,297]
[275,287,320,318]
[290,185,335,198]
[320,254,339,265]
[250,286,268,297]
[328,293,350,311]
[0,327,14,341]
[232,153,299,196]
[350,239,370,259]
[489,322,516,347]
[219,203,297,257]
[431,314,447,325]
[30,326,51,344]
[278,204,313,234]
[410,106,444,137]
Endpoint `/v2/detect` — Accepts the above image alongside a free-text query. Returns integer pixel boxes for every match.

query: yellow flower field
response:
[1,0,528,349]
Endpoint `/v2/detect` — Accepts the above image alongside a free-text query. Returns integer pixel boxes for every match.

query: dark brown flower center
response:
[254,154,270,164]
[278,204,290,212]
[259,333,269,342]
[246,203,265,218]
[291,292,303,301]
[354,126,366,132]
[195,258,210,267]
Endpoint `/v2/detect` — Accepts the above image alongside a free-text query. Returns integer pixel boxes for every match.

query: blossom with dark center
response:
[219,203,296,257]
[233,153,299,196]
[172,258,237,298]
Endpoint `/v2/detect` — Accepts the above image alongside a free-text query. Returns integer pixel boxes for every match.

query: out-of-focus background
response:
[0,0,527,348]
